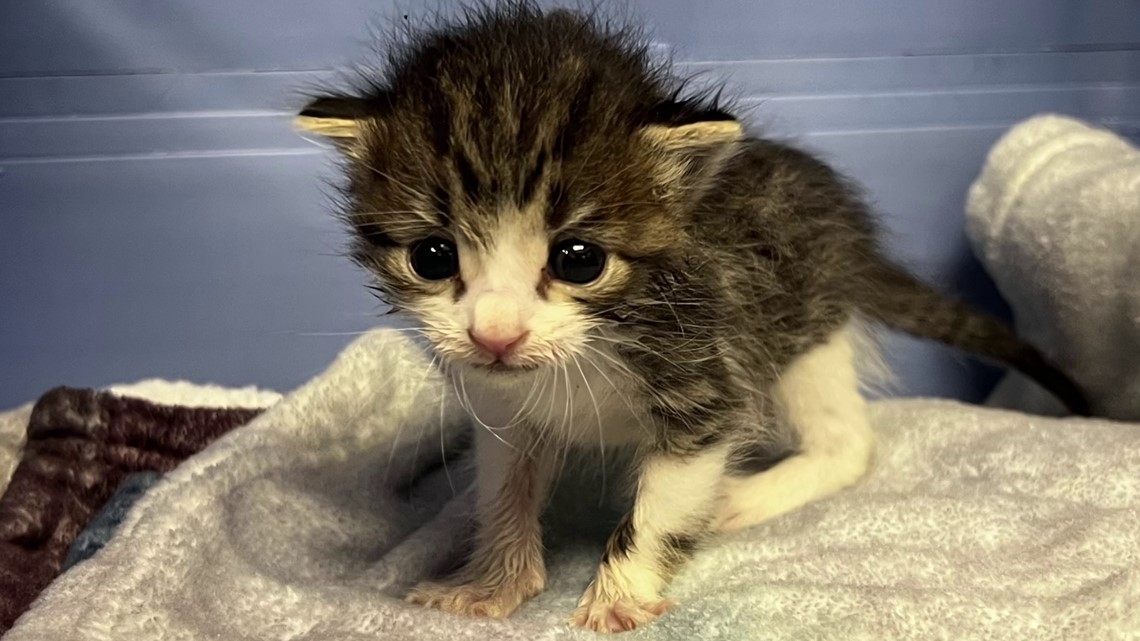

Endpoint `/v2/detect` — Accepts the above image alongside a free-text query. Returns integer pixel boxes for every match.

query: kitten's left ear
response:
[294,95,374,140]
[639,105,743,199]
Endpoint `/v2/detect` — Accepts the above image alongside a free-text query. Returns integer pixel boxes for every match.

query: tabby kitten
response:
[296,3,1087,633]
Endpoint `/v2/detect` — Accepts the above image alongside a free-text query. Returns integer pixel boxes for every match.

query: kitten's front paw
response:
[406,571,545,619]
[568,584,675,633]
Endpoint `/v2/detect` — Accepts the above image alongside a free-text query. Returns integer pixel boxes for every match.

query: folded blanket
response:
[0,388,265,633]
[5,328,1139,640]
[966,114,1140,421]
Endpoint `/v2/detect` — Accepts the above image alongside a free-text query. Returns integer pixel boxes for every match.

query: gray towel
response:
[6,327,1140,640]
[966,114,1140,420]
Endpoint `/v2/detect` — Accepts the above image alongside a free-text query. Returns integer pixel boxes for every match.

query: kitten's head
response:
[298,4,740,374]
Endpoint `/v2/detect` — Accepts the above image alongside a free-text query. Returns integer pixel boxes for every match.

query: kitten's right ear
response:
[294,95,374,139]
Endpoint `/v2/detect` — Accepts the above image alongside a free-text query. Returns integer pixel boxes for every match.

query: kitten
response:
[295,3,1088,633]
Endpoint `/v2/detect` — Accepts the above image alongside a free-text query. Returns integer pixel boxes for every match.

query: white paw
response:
[568,585,675,633]
[406,571,544,619]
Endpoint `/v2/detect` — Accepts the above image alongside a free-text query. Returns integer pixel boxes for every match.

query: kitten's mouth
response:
[471,361,541,374]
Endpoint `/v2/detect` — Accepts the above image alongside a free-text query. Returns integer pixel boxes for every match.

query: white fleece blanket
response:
[967,114,1140,421]
[4,326,1140,640]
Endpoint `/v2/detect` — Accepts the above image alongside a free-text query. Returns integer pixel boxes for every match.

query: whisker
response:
[277,331,376,337]
[580,337,641,370]
[350,210,433,218]
[385,352,439,486]
[457,371,518,449]
[587,333,720,368]
[509,367,546,427]
[579,345,653,439]
[537,365,566,485]
[437,363,455,497]
[571,352,607,504]
[276,327,429,338]
[555,360,575,484]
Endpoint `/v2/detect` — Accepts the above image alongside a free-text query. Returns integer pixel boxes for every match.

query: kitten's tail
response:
[858,261,1091,416]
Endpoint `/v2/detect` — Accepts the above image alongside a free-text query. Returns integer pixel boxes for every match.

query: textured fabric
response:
[0,388,264,633]
[966,114,1140,421]
[0,380,282,497]
[5,328,1139,641]
[62,471,164,571]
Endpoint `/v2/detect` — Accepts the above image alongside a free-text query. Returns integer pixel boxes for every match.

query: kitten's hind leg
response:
[717,327,875,531]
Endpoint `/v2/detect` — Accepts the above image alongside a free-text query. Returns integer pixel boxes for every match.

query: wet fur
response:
[296,2,1088,632]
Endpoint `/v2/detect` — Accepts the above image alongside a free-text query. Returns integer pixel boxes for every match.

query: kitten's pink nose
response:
[468,329,529,360]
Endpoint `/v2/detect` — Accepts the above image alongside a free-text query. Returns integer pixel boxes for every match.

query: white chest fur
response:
[454,354,651,448]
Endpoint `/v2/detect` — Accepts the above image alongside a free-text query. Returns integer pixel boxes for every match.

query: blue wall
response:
[2,1,1139,408]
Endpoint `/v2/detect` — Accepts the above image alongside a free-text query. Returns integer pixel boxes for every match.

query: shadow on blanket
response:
[0,387,264,633]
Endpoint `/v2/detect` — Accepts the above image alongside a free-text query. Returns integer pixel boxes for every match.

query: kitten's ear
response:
[639,106,743,199]
[294,95,374,139]
[640,119,742,159]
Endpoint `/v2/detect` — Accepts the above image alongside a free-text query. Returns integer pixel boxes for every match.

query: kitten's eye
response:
[409,237,459,281]
[549,239,606,285]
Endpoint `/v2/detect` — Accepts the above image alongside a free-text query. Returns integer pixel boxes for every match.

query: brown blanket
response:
[0,387,264,634]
